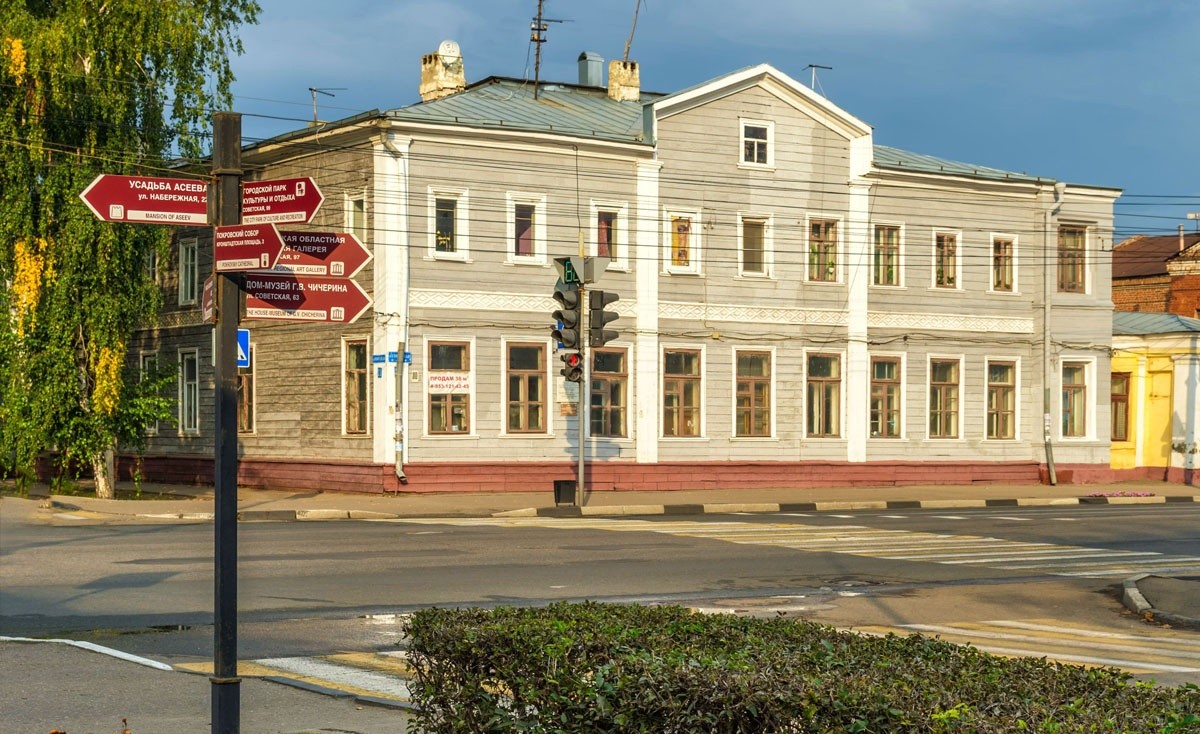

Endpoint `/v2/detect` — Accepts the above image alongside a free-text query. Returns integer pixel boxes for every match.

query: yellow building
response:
[1110,312,1200,485]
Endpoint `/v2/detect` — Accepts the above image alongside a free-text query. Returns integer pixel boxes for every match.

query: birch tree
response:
[1,0,259,497]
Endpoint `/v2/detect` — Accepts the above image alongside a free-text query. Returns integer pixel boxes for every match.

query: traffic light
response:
[589,290,620,347]
[559,350,583,382]
[551,279,582,349]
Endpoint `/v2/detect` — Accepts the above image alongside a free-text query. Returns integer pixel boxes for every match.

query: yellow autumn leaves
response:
[12,237,52,336]
[4,37,26,78]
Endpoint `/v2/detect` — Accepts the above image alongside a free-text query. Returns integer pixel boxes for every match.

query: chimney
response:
[1181,225,1186,254]
[607,59,640,102]
[578,51,603,87]
[419,40,466,102]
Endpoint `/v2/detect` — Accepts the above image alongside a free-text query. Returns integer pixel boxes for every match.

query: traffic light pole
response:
[576,288,587,507]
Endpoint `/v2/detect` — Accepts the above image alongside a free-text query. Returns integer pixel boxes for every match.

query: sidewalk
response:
[5,476,1198,628]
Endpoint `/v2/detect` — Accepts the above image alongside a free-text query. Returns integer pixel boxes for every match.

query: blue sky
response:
[229,0,1199,240]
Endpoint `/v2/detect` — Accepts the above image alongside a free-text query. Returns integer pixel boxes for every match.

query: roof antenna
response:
[530,0,567,99]
[308,87,345,124]
[623,0,646,62]
[803,64,831,93]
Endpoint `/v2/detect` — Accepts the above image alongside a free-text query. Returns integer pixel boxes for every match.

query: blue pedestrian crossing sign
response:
[236,329,250,369]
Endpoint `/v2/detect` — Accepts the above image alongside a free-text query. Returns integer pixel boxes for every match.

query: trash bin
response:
[553,479,576,506]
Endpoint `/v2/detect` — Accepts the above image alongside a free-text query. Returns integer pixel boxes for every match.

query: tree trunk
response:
[92,446,116,500]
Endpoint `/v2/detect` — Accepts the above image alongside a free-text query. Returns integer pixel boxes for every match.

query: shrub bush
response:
[403,602,1199,733]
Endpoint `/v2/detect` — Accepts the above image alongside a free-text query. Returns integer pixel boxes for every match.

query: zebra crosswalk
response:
[855,619,1200,676]
[175,650,416,706]
[400,516,1200,579]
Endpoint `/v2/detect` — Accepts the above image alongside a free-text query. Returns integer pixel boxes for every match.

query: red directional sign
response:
[265,231,373,277]
[242,273,372,324]
[79,174,208,225]
[242,177,324,225]
[213,224,285,272]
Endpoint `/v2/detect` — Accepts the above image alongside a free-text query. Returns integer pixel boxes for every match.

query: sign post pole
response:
[211,111,242,734]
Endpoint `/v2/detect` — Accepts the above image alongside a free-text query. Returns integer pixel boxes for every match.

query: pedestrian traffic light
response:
[560,350,583,382]
[589,290,620,347]
[551,279,582,349]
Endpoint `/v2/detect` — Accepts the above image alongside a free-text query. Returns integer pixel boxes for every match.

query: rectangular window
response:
[344,340,368,435]
[429,189,469,258]
[935,232,957,288]
[741,122,770,165]
[435,197,457,252]
[929,359,960,439]
[596,209,616,259]
[741,218,766,275]
[348,195,367,242]
[506,343,546,433]
[809,219,838,282]
[1111,372,1130,442]
[429,342,470,434]
[869,357,901,438]
[514,203,535,258]
[735,351,771,437]
[806,353,841,437]
[179,350,199,435]
[237,345,254,434]
[1058,226,1086,293]
[873,225,900,286]
[1062,362,1087,437]
[663,349,702,437]
[178,238,197,305]
[145,247,159,284]
[591,349,628,438]
[992,237,1014,292]
[986,361,1016,440]
[670,216,692,269]
[141,353,159,436]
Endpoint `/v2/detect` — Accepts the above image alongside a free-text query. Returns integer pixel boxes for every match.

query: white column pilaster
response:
[372,133,411,465]
[845,180,871,462]
[634,159,662,463]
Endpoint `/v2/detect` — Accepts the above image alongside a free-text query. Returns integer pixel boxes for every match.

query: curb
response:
[1121,574,1200,630]
[512,495,1200,519]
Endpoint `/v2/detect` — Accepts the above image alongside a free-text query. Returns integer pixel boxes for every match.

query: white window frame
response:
[663,208,703,276]
[737,213,773,278]
[868,352,907,440]
[423,336,476,438]
[178,348,200,436]
[589,200,630,271]
[342,337,371,437]
[505,192,548,265]
[932,229,963,290]
[1057,223,1091,295]
[178,237,198,305]
[1059,356,1096,440]
[804,214,843,284]
[590,344,633,440]
[346,192,367,243]
[870,221,905,288]
[803,348,846,439]
[660,343,707,439]
[141,352,159,436]
[926,354,965,441]
[989,232,1019,294]
[731,346,776,439]
[739,118,774,169]
[983,357,1022,441]
[427,186,470,261]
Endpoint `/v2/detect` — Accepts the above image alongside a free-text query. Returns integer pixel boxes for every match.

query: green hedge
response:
[403,602,1199,733]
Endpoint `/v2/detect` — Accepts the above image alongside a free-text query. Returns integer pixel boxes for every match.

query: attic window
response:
[741,119,773,167]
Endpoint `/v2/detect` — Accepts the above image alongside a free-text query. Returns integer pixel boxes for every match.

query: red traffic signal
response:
[559,350,583,382]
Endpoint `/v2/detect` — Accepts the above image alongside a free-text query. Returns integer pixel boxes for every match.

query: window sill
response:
[804,279,842,287]
[663,269,703,277]
[737,162,775,172]
[735,272,773,280]
[928,286,962,292]
[426,254,472,263]
[504,258,549,267]
[660,435,709,441]
[731,436,777,442]
[424,433,479,439]
[499,432,554,439]
[987,289,1020,296]
[869,284,906,290]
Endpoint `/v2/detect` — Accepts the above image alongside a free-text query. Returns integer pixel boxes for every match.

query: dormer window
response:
[740,119,773,167]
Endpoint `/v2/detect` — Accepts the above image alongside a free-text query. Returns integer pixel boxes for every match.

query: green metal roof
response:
[388,76,660,144]
[873,144,1049,184]
[1113,311,1200,336]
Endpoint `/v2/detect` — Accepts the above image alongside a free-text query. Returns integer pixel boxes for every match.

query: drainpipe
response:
[381,133,411,483]
[1042,181,1066,485]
